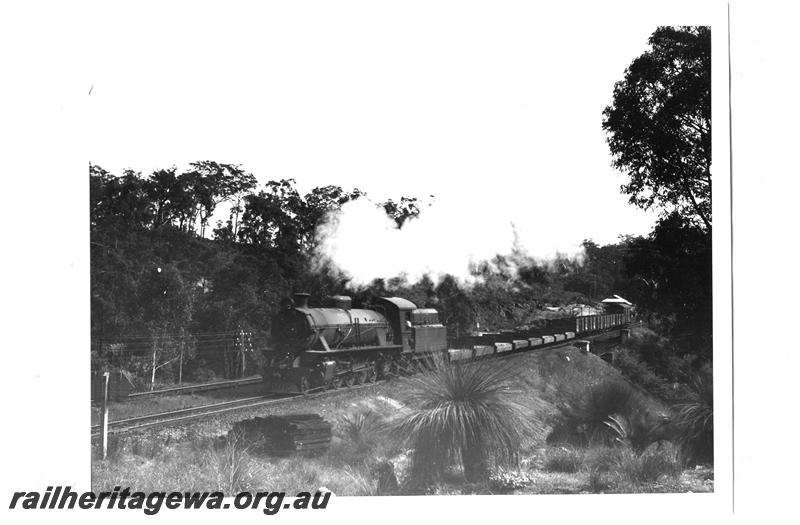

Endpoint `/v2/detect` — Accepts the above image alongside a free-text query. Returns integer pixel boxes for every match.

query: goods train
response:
[263,292,631,392]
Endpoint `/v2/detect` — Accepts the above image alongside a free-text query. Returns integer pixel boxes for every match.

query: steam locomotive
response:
[263,292,631,392]
[264,293,447,392]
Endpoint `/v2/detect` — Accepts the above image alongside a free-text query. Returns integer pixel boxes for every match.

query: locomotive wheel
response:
[353,369,365,385]
[342,373,355,388]
[330,374,342,389]
[365,366,376,383]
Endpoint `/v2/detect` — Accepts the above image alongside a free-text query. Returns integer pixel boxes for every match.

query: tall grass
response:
[544,447,585,473]
[397,357,530,486]
[576,442,682,491]
[612,444,682,484]
[214,430,255,493]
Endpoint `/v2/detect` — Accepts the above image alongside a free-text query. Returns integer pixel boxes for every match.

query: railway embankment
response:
[92,341,711,495]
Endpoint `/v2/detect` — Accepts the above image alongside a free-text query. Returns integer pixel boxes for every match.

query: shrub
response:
[335,409,386,455]
[584,466,609,493]
[672,370,713,465]
[544,447,584,473]
[341,466,379,496]
[488,468,534,493]
[581,381,635,421]
[552,381,637,446]
[613,348,679,401]
[396,357,530,486]
[370,461,400,495]
[583,446,624,473]
[614,444,682,484]
[614,327,701,403]
[604,409,672,453]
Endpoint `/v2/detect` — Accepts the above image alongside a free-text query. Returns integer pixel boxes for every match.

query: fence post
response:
[178,332,184,385]
[101,372,110,460]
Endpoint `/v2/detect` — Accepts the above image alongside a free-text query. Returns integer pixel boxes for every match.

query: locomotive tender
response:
[263,292,630,392]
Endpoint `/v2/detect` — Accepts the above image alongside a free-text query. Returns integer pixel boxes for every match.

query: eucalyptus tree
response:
[603,26,711,232]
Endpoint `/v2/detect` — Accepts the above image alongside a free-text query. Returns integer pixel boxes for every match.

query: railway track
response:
[91,395,287,438]
[90,382,382,439]
[125,376,263,400]
[92,325,640,439]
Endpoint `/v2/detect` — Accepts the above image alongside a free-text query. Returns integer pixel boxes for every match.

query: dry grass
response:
[93,438,384,496]
[215,430,255,493]
[543,447,585,473]
[92,344,710,496]
[614,444,682,484]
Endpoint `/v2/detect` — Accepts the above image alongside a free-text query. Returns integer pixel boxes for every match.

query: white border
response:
[0,1,742,524]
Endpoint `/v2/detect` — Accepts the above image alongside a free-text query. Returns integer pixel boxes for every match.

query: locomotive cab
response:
[372,297,417,352]
[371,297,447,353]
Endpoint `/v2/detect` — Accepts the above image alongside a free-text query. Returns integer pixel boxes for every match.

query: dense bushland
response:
[91,164,711,389]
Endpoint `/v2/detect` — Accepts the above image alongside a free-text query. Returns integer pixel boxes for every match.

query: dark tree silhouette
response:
[182,161,257,237]
[603,26,711,231]
[381,196,423,228]
[237,179,363,253]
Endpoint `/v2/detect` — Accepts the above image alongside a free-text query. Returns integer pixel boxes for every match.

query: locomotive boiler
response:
[264,293,447,392]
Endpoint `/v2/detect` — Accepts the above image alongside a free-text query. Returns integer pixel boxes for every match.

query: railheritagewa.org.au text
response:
[9,486,331,515]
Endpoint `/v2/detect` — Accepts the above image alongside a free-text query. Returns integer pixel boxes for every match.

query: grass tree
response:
[397,357,530,487]
[556,380,639,446]
[673,369,713,464]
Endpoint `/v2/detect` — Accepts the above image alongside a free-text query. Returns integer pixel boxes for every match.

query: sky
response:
[86,1,719,280]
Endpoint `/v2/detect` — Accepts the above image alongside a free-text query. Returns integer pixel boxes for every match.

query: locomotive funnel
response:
[293,292,311,309]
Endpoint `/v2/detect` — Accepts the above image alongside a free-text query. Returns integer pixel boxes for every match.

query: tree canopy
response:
[90,163,437,386]
[602,26,713,359]
[603,26,711,231]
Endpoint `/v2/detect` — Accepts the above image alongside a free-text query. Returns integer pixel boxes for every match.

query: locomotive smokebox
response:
[293,292,311,309]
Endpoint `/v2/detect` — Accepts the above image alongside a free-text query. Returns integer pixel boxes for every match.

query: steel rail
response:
[90,382,383,438]
[126,377,263,400]
[91,394,279,435]
[91,395,290,437]
[92,324,641,438]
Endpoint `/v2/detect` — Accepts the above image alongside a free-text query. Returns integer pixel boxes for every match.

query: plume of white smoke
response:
[313,196,586,288]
